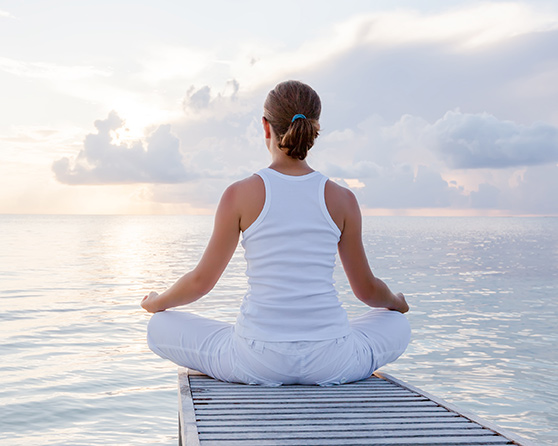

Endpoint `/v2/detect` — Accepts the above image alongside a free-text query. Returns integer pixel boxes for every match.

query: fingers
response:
[141,291,160,313]
[399,294,409,313]
[392,292,409,313]
[141,293,152,309]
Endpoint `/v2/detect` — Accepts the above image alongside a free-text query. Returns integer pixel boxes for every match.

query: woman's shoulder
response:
[224,174,265,232]
[227,173,264,194]
[324,179,360,232]
[225,174,263,194]
[325,178,358,207]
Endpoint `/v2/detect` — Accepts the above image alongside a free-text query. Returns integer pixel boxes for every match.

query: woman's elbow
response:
[352,285,373,305]
[189,269,217,297]
[352,277,380,306]
[198,282,214,296]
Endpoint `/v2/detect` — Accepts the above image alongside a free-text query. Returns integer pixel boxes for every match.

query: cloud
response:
[182,80,241,114]
[466,164,558,214]
[301,27,558,134]
[53,111,192,184]
[430,110,558,169]
[232,3,558,91]
[470,183,502,209]
[50,77,266,191]
[316,108,558,173]
[506,164,558,214]
[311,107,558,212]
[349,164,467,210]
[184,86,211,110]
[150,179,233,209]
[338,3,558,50]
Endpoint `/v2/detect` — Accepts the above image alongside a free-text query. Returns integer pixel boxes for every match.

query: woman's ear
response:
[262,117,272,139]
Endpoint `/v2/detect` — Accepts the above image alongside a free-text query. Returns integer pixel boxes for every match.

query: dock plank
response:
[192,438,512,445]
[198,429,505,441]
[199,422,485,433]
[178,368,534,446]
[196,417,471,427]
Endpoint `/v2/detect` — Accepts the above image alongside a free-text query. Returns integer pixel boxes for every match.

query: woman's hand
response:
[391,292,409,314]
[141,291,161,313]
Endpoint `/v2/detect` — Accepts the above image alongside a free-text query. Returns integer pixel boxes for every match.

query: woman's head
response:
[263,80,321,160]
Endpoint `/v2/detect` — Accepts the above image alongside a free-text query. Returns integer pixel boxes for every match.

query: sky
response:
[1,0,557,215]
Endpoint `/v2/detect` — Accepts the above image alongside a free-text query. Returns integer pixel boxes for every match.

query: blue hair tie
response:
[291,114,306,123]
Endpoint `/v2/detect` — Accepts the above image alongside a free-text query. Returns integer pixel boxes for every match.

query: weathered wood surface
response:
[178,367,200,446]
[178,367,533,446]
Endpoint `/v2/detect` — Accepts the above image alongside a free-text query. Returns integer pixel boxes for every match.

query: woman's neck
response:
[268,160,314,176]
[268,143,313,176]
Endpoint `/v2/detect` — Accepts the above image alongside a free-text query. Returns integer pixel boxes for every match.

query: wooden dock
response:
[178,367,533,446]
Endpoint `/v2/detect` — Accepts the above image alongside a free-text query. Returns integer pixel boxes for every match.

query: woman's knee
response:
[385,311,411,349]
[146,311,171,352]
[147,310,165,333]
[352,309,411,351]
[394,311,411,338]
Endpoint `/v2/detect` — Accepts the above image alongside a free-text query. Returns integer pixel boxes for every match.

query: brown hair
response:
[263,80,321,160]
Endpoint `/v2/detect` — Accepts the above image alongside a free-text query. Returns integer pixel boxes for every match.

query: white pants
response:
[147,309,410,386]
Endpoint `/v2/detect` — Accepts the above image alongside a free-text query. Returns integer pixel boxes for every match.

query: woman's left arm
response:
[141,184,241,313]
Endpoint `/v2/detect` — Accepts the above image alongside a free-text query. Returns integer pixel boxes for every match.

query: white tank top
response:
[234,167,351,342]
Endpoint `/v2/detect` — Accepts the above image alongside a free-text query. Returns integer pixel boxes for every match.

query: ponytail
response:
[279,117,320,160]
[263,80,321,161]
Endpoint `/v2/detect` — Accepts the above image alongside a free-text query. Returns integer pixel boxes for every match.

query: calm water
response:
[1,215,557,445]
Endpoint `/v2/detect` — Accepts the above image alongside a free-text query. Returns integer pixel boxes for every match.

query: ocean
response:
[1,215,556,445]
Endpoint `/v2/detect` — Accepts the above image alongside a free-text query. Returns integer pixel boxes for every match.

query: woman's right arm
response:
[335,187,409,313]
[141,183,242,313]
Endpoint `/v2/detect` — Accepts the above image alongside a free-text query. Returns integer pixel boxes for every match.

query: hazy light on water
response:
[1,215,557,445]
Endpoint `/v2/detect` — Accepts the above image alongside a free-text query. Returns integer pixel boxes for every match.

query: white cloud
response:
[312,108,558,212]
[505,164,558,214]
[150,179,232,210]
[343,3,558,49]
[469,183,502,209]
[184,86,212,110]
[183,80,240,112]
[315,114,436,178]
[430,110,558,169]
[466,164,558,214]
[229,3,558,90]
[353,164,467,209]
[52,112,192,184]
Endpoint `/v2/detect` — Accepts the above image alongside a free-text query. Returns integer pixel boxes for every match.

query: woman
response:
[142,80,410,386]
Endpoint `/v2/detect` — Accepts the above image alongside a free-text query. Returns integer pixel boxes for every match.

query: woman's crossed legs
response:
[147,308,410,386]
